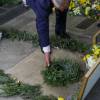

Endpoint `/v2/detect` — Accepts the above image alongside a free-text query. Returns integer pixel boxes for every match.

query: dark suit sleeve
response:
[26,0,50,48]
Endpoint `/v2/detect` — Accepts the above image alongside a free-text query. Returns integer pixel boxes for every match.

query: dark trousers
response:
[55,9,68,35]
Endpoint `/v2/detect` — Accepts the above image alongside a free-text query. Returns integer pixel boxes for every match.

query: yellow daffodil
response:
[83,44,100,63]
[78,0,90,5]
[94,49,100,56]
[58,97,64,100]
[68,0,100,19]
[96,5,100,10]
[83,57,87,62]
[69,0,75,10]
[83,54,91,62]
[78,0,86,4]
[92,45,100,54]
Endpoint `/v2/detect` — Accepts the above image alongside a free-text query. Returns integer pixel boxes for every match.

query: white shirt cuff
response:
[43,45,50,53]
[22,0,28,6]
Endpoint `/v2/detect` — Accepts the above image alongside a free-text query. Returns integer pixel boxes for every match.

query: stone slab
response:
[0,39,34,71]
[0,97,23,100]
[0,9,99,44]
[6,48,83,98]
[0,4,29,25]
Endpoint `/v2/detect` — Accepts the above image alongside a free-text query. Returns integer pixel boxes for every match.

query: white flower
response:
[92,4,97,9]
[86,56,96,69]
[22,0,28,7]
[73,7,81,15]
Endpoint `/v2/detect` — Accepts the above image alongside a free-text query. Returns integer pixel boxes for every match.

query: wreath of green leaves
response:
[42,59,83,86]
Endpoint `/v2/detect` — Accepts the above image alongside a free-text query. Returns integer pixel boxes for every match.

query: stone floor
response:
[0,39,35,100]
[5,48,83,99]
[0,4,100,100]
[0,39,34,71]
[0,8,100,44]
[0,97,23,100]
[0,4,29,25]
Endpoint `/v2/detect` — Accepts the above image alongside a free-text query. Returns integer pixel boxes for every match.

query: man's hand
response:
[44,52,51,67]
[22,0,28,7]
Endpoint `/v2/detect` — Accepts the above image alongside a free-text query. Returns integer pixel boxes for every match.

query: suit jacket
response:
[26,0,53,47]
[26,0,70,47]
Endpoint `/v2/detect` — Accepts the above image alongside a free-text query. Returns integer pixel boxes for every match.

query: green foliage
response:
[0,70,57,100]
[2,83,41,98]
[1,28,39,47]
[0,70,6,76]
[0,70,15,84]
[51,36,89,53]
[42,59,83,86]
[70,91,79,100]
[20,84,41,99]
[0,28,89,52]
[0,0,21,6]
[0,76,12,84]
[2,83,22,96]
[0,70,41,99]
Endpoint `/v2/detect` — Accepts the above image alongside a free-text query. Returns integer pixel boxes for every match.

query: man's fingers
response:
[44,53,51,67]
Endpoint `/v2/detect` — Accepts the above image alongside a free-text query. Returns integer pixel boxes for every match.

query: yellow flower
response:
[69,1,75,10]
[83,57,87,62]
[78,0,90,5]
[78,0,85,4]
[96,5,100,10]
[83,44,100,63]
[78,0,86,4]
[83,54,91,62]
[93,45,98,49]
[86,54,91,59]
[92,45,100,59]
[86,0,91,5]
[58,97,64,100]
[94,49,100,56]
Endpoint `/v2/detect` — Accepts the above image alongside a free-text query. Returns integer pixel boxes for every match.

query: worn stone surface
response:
[0,4,29,25]
[0,9,99,44]
[0,97,23,100]
[0,5,99,100]
[6,48,83,98]
[0,39,34,71]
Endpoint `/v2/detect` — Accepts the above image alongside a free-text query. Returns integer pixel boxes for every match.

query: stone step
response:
[0,97,23,100]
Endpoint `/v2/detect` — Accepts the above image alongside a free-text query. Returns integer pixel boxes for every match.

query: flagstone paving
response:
[0,9,99,44]
[0,39,34,71]
[0,97,23,100]
[6,48,83,99]
[0,4,100,100]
